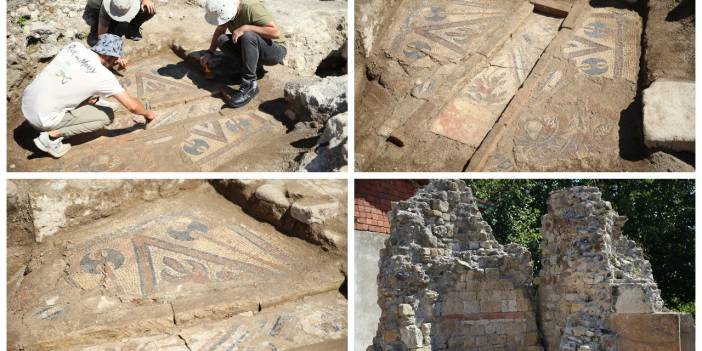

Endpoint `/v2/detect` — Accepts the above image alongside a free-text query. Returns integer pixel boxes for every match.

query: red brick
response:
[356,223,369,231]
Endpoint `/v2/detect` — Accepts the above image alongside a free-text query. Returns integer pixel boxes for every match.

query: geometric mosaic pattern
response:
[389,0,510,62]
[65,212,295,298]
[180,114,272,171]
[431,13,562,146]
[562,9,641,82]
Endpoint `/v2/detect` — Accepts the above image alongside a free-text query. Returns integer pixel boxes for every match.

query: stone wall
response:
[373,180,541,351]
[374,181,692,351]
[538,186,665,351]
[8,179,199,242]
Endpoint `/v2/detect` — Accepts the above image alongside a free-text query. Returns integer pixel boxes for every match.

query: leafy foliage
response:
[464,179,695,311]
[16,16,28,27]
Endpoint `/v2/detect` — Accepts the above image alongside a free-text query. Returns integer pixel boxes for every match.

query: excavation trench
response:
[8,47,318,172]
[356,0,692,172]
[7,181,347,350]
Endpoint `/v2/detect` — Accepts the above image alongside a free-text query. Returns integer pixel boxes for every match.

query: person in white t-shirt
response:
[22,33,156,158]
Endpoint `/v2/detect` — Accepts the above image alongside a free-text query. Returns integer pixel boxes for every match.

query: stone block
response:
[614,284,655,313]
[680,313,695,351]
[383,330,399,342]
[398,303,415,317]
[611,313,689,351]
[643,80,695,152]
[501,299,518,312]
[463,300,480,314]
[530,0,573,17]
[290,199,339,225]
[400,325,423,348]
[485,268,500,279]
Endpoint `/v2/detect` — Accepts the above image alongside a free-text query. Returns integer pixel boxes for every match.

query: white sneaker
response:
[33,132,71,158]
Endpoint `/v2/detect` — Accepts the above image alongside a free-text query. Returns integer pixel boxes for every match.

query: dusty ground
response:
[7,0,347,172]
[354,0,694,172]
[7,180,348,350]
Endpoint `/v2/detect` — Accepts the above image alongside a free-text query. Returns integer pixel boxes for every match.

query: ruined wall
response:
[538,187,665,351]
[373,180,541,351]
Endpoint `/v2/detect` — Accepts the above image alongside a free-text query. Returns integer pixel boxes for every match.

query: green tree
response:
[464,179,695,313]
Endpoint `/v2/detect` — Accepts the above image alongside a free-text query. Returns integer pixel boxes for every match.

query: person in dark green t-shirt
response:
[201,0,287,108]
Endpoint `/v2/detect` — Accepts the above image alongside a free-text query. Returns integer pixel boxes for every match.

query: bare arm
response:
[112,91,155,120]
[234,22,281,41]
[208,25,228,53]
[97,7,110,36]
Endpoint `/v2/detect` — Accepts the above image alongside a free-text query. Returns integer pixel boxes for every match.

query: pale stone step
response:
[643,80,695,153]
[8,187,344,350]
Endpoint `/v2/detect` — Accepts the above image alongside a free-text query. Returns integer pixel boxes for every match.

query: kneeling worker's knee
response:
[239,31,257,44]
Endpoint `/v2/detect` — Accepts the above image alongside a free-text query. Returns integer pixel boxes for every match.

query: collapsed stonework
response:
[374,180,693,351]
[374,180,541,351]
[539,187,665,351]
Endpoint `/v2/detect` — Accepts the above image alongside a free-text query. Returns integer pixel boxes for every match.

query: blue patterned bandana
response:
[91,33,125,58]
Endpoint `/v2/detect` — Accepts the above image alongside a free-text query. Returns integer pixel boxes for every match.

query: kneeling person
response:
[22,34,155,158]
[201,0,287,108]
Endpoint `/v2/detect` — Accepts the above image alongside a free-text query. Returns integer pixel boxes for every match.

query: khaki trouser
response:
[54,104,114,138]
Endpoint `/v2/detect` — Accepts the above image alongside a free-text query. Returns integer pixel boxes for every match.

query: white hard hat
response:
[205,0,240,26]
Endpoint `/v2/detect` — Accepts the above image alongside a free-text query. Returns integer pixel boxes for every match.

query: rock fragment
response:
[284,76,347,123]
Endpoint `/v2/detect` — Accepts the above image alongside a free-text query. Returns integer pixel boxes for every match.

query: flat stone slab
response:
[73,292,346,351]
[561,8,641,83]
[430,12,562,147]
[356,0,537,171]
[8,188,343,350]
[468,6,644,171]
[383,0,530,64]
[611,313,694,351]
[643,80,695,152]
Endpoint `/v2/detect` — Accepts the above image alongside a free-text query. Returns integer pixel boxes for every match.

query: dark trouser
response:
[217,32,287,83]
[108,7,155,33]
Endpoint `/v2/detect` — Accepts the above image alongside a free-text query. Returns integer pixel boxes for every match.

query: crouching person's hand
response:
[145,111,156,123]
[199,52,211,67]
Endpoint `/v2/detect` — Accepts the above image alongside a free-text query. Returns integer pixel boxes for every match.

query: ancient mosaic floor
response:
[7,185,346,350]
[9,51,313,172]
[356,0,686,172]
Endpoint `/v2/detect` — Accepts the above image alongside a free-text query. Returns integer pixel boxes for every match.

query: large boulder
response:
[284,76,347,123]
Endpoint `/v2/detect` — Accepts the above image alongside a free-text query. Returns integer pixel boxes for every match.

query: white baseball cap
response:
[205,0,240,26]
